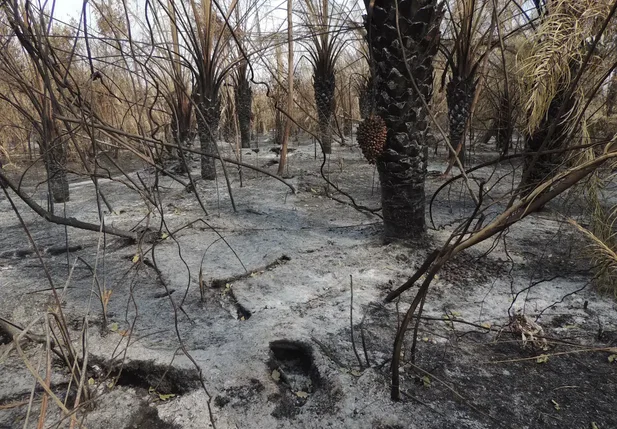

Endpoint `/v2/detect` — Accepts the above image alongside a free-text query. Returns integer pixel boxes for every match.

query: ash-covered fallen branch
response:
[0,245,82,259]
[0,169,138,241]
[210,254,291,288]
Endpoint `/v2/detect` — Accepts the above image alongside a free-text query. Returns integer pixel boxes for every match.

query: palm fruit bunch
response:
[357,115,387,164]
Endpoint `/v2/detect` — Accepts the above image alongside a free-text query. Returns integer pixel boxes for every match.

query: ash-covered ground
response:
[1,136,616,429]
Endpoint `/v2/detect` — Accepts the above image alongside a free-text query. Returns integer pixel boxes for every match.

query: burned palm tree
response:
[364,0,444,239]
[191,1,224,180]
[162,1,193,172]
[480,72,518,156]
[301,0,346,155]
[440,0,495,166]
[234,60,252,148]
[518,0,611,196]
[160,0,237,180]
[494,87,516,155]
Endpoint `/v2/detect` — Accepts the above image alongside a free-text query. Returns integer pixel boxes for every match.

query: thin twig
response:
[349,275,363,368]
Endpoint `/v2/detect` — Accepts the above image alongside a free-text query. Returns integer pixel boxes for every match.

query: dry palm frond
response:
[571,137,617,297]
[569,216,617,297]
[518,0,612,134]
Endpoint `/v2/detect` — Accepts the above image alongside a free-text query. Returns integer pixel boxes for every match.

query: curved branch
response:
[0,169,138,241]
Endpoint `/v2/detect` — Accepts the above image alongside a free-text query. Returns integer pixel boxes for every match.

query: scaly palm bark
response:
[234,62,252,148]
[194,89,221,180]
[358,76,375,119]
[365,0,444,240]
[445,75,476,165]
[313,64,335,154]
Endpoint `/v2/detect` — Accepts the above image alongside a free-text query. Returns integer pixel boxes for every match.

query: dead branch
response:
[0,169,139,241]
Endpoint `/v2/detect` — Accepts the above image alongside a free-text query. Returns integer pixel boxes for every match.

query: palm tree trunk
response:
[520,89,575,197]
[365,0,443,240]
[446,75,476,166]
[317,115,333,154]
[314,72,335,154]
[196,98,220,180]
[235,80,252,148]
[495,90,514,155]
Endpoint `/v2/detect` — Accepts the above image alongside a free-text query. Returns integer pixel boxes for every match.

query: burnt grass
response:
[353,292,617,429]
[411,335,617,428]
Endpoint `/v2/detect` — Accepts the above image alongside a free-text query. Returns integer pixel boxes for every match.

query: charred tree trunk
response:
[314,72,335,154]
[446,75,476,166]
[274,106,284,147]
[495,90,514,155]
[317,114,333,154]
[195,96,221,180]
[520,89,575,197]
[235,77,252,148]
[43,141,69,203]
[365,0,443,240]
